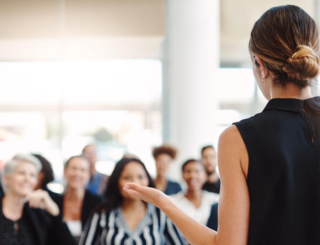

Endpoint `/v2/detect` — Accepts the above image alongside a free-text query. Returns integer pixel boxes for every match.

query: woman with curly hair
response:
[152,144,182,195]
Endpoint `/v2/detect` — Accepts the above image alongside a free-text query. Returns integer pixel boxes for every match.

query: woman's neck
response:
[271,83,312,100]
[2,192,25,221]
[65,187,85,201]
[122,198,146,212]
[185,188,202,208]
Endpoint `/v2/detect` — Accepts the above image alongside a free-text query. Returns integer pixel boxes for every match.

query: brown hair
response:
[64,155,89,170]
[249,5,320,88]
[152,144,177,160]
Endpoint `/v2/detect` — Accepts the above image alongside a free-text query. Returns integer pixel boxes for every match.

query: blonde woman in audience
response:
[0,154,75,245]
[124,5,320,245]
[53,155,102,243]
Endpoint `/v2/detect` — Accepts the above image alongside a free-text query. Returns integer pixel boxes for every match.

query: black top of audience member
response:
[53,189,102,229]
[0,200,76,245]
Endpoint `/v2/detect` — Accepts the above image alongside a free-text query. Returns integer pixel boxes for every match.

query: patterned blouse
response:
[79,203,185,245]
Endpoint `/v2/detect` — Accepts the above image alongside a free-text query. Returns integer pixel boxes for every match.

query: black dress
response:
[234,97,320,245]
[53,189,102,229]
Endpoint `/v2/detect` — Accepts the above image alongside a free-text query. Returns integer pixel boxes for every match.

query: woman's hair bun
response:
[282,45,320,80]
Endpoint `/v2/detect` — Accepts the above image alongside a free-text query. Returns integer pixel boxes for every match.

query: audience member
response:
[79,158,185,245]
[32,154,59,198]
[201,145,221,194]
[0,154,75,245]
[82,144,109,196]
[153,144,182,195]
[53,156,102,243]
[170,159,219,229]
[207,203,218,231]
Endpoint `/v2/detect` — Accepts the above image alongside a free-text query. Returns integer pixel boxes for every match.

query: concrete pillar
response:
[162,0,220,179]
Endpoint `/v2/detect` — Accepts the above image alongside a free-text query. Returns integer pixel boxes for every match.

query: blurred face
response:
[4,162,38,197]
[119,161,149,200]
[64,157,90,190]
[183,161,206,191]
[201,147,217,175]
[155,154,172,177]
[82,145,97,166]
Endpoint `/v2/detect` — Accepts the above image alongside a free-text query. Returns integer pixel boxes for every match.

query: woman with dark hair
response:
[79,158,185,245]
[170,159,219,230]
[152,144,182,195]
[124,5,320,245]
[32,154,59,198]
[53,156,102,243]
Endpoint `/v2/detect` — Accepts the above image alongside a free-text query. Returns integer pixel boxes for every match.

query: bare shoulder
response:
[218,125,248,177]
[219,125,242,143]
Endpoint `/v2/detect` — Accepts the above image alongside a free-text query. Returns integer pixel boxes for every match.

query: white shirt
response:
[170,191,219,225]
[65,220,82,237]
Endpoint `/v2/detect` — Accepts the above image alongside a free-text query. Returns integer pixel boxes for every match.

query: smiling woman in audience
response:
[0,154,75,245]
[80,158,185,245]
[170,159,219,230]
[53,155,102,243]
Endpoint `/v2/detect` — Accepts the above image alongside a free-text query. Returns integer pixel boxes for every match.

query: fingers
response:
[25,190,49,209]
[123,183,167,208]
[124,183,142,191]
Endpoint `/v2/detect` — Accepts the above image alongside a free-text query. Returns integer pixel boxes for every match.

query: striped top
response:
[79,203,185,245]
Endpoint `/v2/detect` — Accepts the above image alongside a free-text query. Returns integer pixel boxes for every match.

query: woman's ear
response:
[255,57,268,80]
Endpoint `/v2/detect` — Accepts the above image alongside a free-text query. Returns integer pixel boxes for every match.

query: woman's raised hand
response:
[25,189,60,216]
[123,183,168,209]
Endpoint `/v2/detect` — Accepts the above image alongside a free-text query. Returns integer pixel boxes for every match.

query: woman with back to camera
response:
[79,158,185,245]
[124,5,320,245]
[153,144,182,195]
[53,156,102,243]
[0,154,75,245]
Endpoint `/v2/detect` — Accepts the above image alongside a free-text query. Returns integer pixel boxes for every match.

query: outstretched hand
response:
[123,183,168,209]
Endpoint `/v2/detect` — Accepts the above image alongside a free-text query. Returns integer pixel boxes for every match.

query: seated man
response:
[82,144,109,196]
[170,159,219,230]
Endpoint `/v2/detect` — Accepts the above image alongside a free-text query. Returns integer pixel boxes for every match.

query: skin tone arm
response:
[124,125,250,245]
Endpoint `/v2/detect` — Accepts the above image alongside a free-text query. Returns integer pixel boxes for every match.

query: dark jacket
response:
[53,189,102,229]
[206,203,218,231]
[0,200,76,245]
[164,180,182,195]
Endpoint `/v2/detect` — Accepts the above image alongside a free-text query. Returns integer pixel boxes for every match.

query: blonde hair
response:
[249,5,320,88]
[1,154,42,193]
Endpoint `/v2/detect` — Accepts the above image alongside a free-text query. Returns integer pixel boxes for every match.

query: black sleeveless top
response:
[234,97,320,245]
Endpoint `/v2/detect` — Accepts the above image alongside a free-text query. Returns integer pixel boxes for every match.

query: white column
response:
[162,0,220,179]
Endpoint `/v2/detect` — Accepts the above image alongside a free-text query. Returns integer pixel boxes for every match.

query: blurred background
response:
[0,0,319,190]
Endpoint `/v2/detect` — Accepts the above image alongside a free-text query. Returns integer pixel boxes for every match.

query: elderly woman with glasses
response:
[0,154,75,245]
